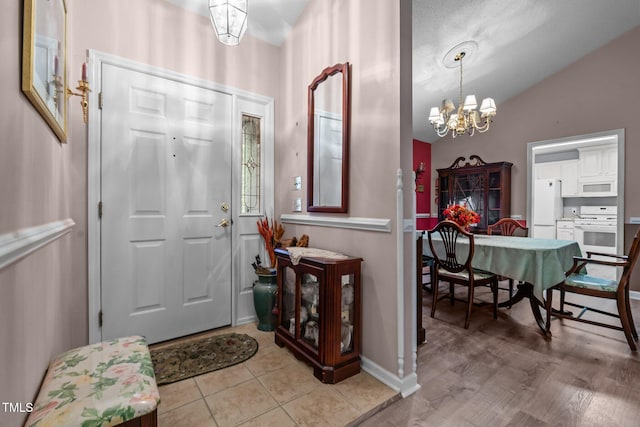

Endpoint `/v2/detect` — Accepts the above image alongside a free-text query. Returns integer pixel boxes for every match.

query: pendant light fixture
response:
[209,0,248,46]
[428,42,496,138]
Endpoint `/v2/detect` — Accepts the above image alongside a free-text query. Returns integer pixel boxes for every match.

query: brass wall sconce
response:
[415,161,425,192]
[67,62,90,123]
[415,162,425,182]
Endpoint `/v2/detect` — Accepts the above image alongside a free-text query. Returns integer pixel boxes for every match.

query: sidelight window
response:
[241,114,261,214]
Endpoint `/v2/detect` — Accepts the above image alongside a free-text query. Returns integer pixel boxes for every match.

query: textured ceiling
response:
[413,0,640,141]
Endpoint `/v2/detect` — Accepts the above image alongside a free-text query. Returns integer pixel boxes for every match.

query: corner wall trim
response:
[279,214,391,232]
[361,355,420,398]
[0,219,75,270]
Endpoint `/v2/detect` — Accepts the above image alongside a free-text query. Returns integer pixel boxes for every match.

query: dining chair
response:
[487,218,529,308]
[428,220,499,329]
[545,229,640,351]
[422,254,435,293]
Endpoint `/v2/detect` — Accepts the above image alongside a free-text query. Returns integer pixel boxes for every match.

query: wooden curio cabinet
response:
[274,248,362,384]
[437,155,512,233]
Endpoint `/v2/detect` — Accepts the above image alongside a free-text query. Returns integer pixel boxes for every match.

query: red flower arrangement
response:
[443,203,480,230]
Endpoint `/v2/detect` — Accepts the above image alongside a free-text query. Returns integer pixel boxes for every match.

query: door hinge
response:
[98,92,103,109]
[98,310,103,327]
[98,201,103,219]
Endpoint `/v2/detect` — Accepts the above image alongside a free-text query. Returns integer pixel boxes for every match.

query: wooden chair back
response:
[487,218,528,237]
[547,228,640,351]
[569,229,640,297]
[428,220,475,274]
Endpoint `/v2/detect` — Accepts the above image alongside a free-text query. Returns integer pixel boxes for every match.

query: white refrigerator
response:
[533,179,563,239]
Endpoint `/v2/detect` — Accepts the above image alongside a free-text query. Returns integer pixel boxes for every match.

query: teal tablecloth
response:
[424,234,583,301]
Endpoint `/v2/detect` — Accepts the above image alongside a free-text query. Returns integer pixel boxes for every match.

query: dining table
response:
[422,232,583,334]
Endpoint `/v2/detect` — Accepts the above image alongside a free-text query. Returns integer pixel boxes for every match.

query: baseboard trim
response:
[361,355,420,398]
[279,214,391,233]
[0,219,75,270]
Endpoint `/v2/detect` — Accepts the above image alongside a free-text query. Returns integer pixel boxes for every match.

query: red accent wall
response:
[413,139,435,230]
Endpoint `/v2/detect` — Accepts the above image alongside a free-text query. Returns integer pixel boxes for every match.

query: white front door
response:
[100,63,232,343]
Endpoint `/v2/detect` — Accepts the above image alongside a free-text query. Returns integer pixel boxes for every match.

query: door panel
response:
[101,63,232,343]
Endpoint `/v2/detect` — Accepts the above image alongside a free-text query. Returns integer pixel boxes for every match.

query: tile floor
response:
[151,322,399,427]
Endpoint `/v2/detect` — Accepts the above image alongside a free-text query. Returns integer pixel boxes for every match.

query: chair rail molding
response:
[279,214,391,232]
[0,219,75,270]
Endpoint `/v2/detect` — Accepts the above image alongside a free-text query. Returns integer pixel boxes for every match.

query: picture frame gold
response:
[22,0,68,143]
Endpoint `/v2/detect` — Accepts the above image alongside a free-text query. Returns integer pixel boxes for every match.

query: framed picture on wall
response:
[22,0,68,143]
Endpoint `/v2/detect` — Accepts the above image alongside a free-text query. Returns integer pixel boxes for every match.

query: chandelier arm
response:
[476,121,492,133]
[433,125,450,137]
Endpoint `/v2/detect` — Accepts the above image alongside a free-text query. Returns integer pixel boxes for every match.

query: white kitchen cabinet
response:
[556,220,575,241]
[578,145,617,181]
[534,159,578,197]
[577,145,617,196]
[602,146,618,177]
[560,160,578,197]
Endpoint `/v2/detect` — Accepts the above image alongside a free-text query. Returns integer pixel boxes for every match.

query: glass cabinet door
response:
[280,265,296,336]
[340,274,355,354]
[300,272,320,350]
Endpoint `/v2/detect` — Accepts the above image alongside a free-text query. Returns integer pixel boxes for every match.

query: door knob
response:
[216,218,231,228]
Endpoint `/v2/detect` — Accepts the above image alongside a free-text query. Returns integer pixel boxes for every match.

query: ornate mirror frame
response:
[22,0,68,143]
[307,62,350,213]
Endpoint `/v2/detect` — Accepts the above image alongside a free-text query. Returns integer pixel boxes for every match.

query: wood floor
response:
[361,286,640,426]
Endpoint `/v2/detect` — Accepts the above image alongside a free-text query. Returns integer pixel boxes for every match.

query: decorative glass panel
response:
[340,274,354,354]
[301,273,320,349]
[241,115,261,214]
[281,266,296,336]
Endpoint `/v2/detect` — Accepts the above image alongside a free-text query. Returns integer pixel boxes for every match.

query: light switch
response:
[630,217,640,224]
[293,176,302,190]
[293,197,302,212]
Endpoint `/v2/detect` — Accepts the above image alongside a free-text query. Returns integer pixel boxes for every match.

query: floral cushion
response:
[25,336,160,427]
[564,273,618,293]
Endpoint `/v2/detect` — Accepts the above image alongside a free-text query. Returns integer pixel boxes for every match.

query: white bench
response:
[25,336,160,427]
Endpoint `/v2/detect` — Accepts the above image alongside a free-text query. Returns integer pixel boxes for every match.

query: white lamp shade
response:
[209,0,248,46]
[441,99,455,113]
[463,95,477,111]
[479,97,496,114]
[428,107,442,123]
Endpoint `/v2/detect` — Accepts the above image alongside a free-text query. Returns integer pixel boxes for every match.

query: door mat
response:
[150,333,258,385]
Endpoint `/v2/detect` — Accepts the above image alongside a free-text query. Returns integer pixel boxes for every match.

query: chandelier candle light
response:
[429,49,496,138]
[209,0,248,46]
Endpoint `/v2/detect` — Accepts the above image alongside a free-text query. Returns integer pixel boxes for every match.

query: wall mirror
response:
[22,0,68,143]
[307,62,350,213]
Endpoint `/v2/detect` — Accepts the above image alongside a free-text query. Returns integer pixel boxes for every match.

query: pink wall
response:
[0,0,282,425]
[277,0,410,374]
[0,2,80,425]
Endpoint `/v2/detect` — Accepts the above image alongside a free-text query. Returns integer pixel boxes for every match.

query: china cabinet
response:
[274,248,362,384]
[437,155,512,233]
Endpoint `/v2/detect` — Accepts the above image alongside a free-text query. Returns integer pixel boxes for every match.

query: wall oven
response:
[574,206,617,255]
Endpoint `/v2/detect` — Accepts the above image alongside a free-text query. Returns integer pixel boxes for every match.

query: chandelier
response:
[209,0,248,46]
[428,51,496,138]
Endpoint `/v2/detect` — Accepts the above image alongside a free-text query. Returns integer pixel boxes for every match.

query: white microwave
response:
[578,180,617,197]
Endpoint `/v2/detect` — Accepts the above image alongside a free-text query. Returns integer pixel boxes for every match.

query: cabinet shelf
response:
[275,248,363,384]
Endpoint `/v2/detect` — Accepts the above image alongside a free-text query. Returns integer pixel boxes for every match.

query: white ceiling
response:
[164,0,640,142]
